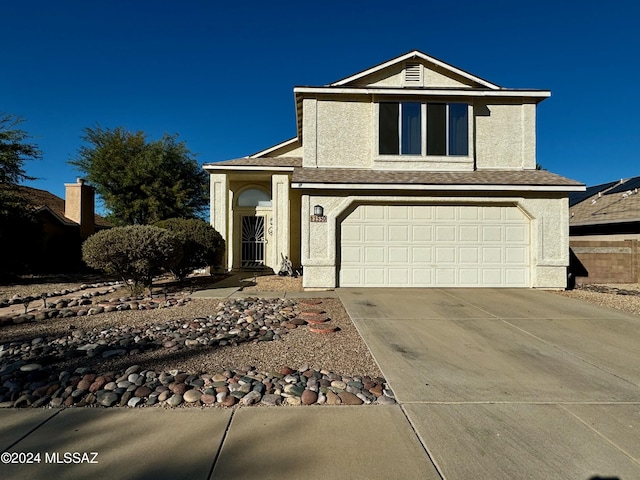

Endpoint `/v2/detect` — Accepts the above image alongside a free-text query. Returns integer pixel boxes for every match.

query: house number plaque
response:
[310,215,327,223]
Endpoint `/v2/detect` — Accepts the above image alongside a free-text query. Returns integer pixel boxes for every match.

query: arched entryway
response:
[234,187,272,269]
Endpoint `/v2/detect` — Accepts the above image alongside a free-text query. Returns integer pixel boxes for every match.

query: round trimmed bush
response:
[82,225,183,293]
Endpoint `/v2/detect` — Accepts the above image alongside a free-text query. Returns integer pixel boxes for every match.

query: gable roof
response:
[15,185,111,228]
[330,50,501,90]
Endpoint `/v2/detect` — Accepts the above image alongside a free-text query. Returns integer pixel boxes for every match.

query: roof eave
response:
[291,182,584,192]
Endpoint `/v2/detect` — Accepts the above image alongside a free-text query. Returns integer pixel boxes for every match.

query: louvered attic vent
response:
[404,62,422,84]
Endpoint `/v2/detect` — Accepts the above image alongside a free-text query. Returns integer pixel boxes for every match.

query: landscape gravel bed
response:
[0,297,386,408]
[556,283,640,317]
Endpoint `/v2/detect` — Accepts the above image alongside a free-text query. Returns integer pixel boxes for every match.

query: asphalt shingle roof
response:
[292,168,583,187]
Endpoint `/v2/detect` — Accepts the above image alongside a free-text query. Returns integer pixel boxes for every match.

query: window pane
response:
[449,103,469,156]
[401,102,421,155]
[379,103,399,154]
[238,188,271,207]
[427,104,446,155]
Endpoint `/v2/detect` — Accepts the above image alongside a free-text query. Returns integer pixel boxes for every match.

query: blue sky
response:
[2,0,639,206]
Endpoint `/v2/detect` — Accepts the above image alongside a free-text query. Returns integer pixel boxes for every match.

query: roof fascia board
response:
[292,183,584,192]
[249,137,299,158]
[330,51,500,90]
[203,165,295,172]
[294,86,550,99]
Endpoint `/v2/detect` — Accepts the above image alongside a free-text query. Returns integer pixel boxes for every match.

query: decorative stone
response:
[167,394,183,406]
[301,389,318,405]
[183,389,202,403]
[338,391,363,405]
[19,363,42,372]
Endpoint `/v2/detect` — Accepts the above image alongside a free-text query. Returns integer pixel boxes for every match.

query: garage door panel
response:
[342,224,362,242]
[364,225,385,241]
[363,205,385,219]
[413,269,433,284]
[342,246,362,263]
[389,225,409,242]
[459,207,480,220]
[436,269,456,284]
[388,205,409,220]
[413,225,432,241]
[506,225,527,242]
[365,246,385,263]
[436,206,456,220]
[435,246,456,263]
[388,268,409,284]
[459,268,480,285]
[436,225,456,241]
[389,246,409,263]
[364,268,385,285]
[459,225,480,242]
[505,247,526,264]
[482,247,502,263]
[412,246,432,263]
[340,205,530,287]
[412,206,433,220]
[459,247,479,264]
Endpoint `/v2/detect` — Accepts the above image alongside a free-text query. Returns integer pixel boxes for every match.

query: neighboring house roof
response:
[15,185,111,228]
[570,176,640,226]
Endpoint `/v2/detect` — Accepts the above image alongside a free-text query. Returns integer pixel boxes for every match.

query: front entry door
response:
[241,215,266,268]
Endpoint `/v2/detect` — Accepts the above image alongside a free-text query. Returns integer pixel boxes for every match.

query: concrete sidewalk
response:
[0,406,437,480]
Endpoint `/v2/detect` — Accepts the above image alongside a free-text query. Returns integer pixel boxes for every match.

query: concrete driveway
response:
[338,288,640,480]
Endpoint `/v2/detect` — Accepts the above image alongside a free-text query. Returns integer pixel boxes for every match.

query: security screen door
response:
[241,216,265,268]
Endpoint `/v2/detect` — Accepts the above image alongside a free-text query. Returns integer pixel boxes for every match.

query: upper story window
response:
[378,102,469,156]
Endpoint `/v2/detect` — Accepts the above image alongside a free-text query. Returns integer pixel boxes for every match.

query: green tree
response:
[155,218,225,280]
[82,225,183,294]
[0,113,41,278]
[69,126,208,225]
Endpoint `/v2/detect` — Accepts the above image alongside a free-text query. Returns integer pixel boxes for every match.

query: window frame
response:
[377,101,471,159]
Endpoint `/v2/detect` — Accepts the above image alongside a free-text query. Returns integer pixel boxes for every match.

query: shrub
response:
[155,218,225,280]
[82,225,182,294]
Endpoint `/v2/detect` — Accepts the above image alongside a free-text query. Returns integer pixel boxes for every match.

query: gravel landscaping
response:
[0,276,387,409]
[555,283,640,316]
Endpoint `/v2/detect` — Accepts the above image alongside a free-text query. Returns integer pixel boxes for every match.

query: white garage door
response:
[339,205,530,287]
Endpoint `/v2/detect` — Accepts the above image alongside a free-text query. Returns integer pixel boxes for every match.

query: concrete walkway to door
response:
[337,288,640,480]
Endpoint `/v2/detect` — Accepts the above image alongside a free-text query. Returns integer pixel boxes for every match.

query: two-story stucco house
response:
[205,50,584,289]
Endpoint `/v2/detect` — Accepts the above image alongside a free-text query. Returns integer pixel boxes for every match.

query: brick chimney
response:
[64,178,95,238]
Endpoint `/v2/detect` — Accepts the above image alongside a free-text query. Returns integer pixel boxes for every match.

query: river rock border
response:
[0,364,396,409]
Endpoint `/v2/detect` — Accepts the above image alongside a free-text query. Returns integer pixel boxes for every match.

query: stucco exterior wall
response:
[475,100,537,170]
[316,98,372,168]
[300,192,569,289]
[209,173,229,268]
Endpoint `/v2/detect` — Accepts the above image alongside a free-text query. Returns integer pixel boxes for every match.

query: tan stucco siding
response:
[302,98,317,167]
[475,100,537,170]
[424,66,474,88]
[316,99,372,168]
[359,62,475,88]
